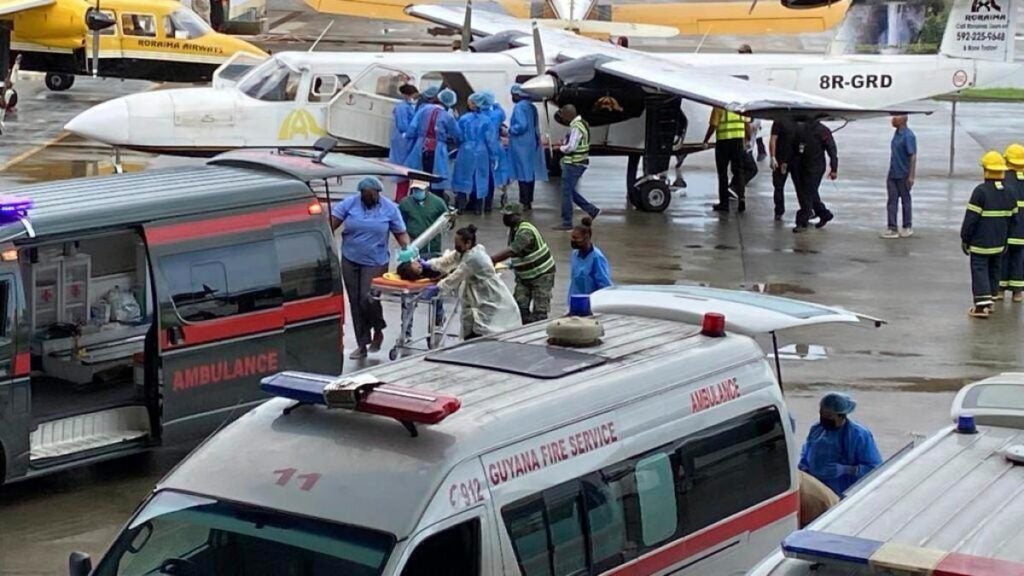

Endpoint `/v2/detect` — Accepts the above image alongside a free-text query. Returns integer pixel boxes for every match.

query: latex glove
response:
[820,463,855,479]
[419,285,440,300]
[962,243,970,256]
[397,246,419,264]
[418,258,432,271]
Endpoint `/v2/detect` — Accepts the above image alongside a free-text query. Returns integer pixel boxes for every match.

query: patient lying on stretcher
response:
[396,260,444,282]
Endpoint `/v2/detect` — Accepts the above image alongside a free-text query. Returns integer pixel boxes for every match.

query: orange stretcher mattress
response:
[372,273,436,291]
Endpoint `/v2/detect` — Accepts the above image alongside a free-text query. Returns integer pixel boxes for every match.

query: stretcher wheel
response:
[389,348,399,361]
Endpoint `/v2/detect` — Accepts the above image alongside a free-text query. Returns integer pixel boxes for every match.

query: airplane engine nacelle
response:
[13,3,85,46]
[469,31,527,53]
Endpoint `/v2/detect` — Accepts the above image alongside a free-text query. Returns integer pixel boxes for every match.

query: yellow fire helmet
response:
[981,150,1009,172]
[1005,143,1024,168]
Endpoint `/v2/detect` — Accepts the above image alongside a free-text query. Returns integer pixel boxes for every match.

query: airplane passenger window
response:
[121,13,157,37]
[164,9,211,40]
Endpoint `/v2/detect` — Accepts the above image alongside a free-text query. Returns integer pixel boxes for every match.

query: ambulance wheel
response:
[635,180,671,212]
[389,348,398,361]
[45,73,74,92]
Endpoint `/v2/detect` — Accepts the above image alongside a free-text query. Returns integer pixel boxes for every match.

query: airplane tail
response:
[828,0,1015,61]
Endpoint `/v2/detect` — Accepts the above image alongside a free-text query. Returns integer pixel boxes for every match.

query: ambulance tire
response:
[45,73,74,92]
[636,180,671,212]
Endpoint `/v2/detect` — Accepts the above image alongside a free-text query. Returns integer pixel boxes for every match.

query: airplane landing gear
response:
[624,94,682,213]
[111,147,124,174]
[625,153,672,212]
[45,73,75,92]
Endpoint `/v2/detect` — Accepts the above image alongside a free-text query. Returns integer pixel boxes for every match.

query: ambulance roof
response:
[157,313,770,539]
[752,374,1024,575]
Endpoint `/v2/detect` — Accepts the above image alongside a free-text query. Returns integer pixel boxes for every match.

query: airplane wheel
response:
[45,73,74,92]
[635,180,671,212]
[388,348,398,361]
[4,90,16,111]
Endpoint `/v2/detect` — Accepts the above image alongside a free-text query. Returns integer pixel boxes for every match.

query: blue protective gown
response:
[405,103,461,189]
[799,419,883,495]
[568,246,613,303]
[508,99,549,183]
[484,104,511,187]
[451,110,500,198]
[388,100,416,165]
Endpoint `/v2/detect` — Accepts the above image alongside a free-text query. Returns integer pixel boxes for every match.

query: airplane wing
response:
[406,4,920,120]
[0,0,54,17]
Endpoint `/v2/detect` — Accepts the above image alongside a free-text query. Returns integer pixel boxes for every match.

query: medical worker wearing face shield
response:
[798,392,883,496]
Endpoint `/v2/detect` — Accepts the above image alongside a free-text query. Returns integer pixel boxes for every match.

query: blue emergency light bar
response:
[782,530,1024,576]
[0,195,32,221]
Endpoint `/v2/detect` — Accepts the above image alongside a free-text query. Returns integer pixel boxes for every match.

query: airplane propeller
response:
[460,0,472,51]
[85,0,116,77]
[530,21,558,159]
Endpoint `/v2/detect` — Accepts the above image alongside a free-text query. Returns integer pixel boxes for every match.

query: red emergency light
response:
[262,371,461,436]
[702,312,726,337]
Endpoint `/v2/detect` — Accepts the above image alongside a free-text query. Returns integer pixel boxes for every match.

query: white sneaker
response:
[880,229,900,239]
[899,228,914,238]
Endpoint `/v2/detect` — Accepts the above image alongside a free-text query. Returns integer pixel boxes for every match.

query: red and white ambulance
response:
[72,286,880,576]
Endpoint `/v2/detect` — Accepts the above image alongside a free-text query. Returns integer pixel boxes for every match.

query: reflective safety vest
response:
[510,222,555,280]
[962,180,1017,255]
[715,109,747,141]
[564,117,590,165]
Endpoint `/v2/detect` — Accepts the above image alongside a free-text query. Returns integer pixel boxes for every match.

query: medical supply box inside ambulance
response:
[748,373,1024,576]
[0,148,435,486]
[76,287,881,576]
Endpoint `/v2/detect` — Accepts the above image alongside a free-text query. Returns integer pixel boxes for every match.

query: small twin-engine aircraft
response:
[0,0,265,103]
[66,0,1019,212]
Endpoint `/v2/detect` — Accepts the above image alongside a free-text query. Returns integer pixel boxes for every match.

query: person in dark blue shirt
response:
[331,177,411,360]
[568,216,612,303]
[799,392,883,496]
[882,115,918,239]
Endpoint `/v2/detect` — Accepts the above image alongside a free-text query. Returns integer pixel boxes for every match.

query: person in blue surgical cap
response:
[799,392,883,496]
[390,84,419,202]
[452,92,501,214]
[406,87,461,197]
[481,90,511,204]
[508,84,548,211]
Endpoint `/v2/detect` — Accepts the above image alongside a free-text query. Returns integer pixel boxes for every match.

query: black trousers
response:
[794,164,832,227]
[772,165,795,216]
[341,257,387,348]
[715,138,745,204]
[971,253,1002,306]
[518,180,535,206]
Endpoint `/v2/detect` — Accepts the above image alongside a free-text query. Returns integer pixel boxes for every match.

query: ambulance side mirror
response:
[68,551,92,576]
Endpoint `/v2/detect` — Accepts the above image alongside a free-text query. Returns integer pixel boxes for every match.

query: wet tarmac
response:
[2,58,1024,575]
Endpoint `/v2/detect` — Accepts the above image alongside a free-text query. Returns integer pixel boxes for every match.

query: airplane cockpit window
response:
[238,59,302,102]
[121,13,157,37]
[164,9,211,40]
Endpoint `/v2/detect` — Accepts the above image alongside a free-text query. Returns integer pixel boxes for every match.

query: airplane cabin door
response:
[327,65,411,149]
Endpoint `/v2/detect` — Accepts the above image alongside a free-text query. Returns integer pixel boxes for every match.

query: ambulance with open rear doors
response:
[73,286,881,576]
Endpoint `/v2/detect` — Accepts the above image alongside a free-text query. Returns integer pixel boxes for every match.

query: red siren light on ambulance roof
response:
[702,312,726,337]
[0,196,33,221]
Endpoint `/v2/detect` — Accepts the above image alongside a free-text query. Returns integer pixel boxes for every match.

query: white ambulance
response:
[71,286,880,576]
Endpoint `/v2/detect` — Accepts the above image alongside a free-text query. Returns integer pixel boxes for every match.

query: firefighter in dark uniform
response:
[999,143,1024,303]
[792,117,837,233]
[962,151,1016,318]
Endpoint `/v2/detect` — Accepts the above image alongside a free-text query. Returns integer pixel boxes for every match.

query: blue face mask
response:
[412,189,427,202]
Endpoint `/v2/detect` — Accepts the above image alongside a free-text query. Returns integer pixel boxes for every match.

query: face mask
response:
[820,417,840,431]
[571,241,583,250]
[361,193,379,208]
[412,189,427,202]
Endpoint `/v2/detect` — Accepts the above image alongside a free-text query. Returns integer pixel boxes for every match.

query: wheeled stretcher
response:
[372,273,460,360]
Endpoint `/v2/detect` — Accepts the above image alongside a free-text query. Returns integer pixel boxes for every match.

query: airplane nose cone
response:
[65,97,130,145]
[521,74,558,100]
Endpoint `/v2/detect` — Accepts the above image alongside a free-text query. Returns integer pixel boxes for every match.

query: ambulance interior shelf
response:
[24,232,153,398]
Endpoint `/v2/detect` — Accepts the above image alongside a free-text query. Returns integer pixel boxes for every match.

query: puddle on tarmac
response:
[848,257,880,264]
[744,282,815,295]
[787,247,821,255]
[713,244,736,251]
[774,344,828,361]
[849,350,924,358]
[651,263,683,271]
[685,244,703,249]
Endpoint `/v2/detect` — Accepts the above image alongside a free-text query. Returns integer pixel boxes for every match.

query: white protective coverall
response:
[429,244,522,338]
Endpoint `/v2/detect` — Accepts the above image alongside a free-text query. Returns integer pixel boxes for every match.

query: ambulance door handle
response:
[166,326,184,346]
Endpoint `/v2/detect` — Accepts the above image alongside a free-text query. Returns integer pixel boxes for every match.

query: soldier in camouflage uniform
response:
[491,203,556,323]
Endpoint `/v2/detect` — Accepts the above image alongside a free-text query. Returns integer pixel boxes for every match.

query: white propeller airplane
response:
[66,0,1019,211]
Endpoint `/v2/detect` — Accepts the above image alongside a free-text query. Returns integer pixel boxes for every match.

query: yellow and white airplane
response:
[303,0,851,37]
[0,0,266,97]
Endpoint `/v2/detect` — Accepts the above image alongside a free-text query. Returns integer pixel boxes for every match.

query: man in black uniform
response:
[792,118,837,234]
[962,151,1016,318]
[770,118,797,221]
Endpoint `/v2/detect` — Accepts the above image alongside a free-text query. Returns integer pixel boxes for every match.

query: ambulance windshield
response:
[94,490,394,576]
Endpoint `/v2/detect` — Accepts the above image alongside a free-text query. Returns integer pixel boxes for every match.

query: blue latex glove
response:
[418,258,432,271]
[419,285,440,300]
[820,463,855,479]
[397,246,419,264]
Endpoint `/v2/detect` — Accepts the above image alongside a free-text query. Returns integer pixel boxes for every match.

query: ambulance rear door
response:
[145,207,285,440]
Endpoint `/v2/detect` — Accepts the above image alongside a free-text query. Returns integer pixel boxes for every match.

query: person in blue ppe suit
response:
[330,177,412,360]
[508,84,548,211]
[390,84,419,202]
[568,216,612,303]
[452,92,501,214]
[481,91,511,203]
[406,87,461,197]
[799,392,883,496]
